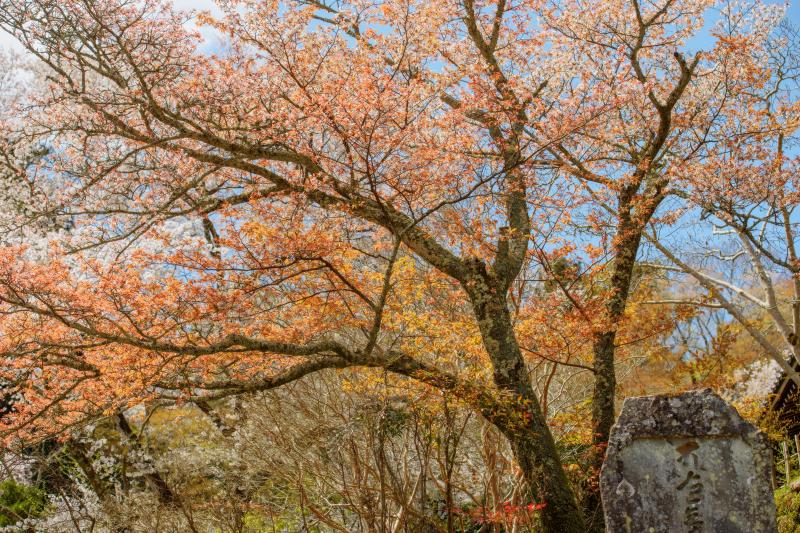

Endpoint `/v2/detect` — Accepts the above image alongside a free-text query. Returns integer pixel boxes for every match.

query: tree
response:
[0,0,592,527]
[522,1,789,524]
[645,14,800,388]
[534,3,707,522]
[0,0,784,529]
[0,49,54,245]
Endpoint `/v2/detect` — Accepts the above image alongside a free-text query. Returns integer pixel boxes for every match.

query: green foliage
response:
[0,479,47,527]
[241,512,269,531]
[777,482,800,533]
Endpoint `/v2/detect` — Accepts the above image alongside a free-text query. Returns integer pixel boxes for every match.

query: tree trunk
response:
[585,220,643,531]
[69,440,110,501]
[116,413,177,505]
[468,271,585,533]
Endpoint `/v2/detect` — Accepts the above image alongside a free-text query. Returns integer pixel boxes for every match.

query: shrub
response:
[0,479,47,527]
[777,482,800,533]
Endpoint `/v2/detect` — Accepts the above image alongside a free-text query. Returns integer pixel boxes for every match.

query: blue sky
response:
[2,0,799,53]
[681,1,800,51]
[787,0,800,22]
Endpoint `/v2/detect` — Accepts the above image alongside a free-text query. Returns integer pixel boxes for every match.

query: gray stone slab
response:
[600,388,776,532]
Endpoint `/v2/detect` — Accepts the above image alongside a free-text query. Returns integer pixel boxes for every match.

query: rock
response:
[600,388,776,532]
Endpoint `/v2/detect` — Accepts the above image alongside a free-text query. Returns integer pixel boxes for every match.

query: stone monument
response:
[600,388,777,532]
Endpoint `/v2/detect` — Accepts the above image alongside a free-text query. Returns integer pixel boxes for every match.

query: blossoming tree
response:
[0,0,787,529]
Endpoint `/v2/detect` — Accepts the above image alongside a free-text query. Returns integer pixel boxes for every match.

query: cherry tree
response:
[0,0,596,528]
[0,0,785,529]
[533,2,714,519]
[646,13,800,389]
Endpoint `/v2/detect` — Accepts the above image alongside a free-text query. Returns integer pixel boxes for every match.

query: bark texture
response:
[584,222,642,530]
[467,265,585,533]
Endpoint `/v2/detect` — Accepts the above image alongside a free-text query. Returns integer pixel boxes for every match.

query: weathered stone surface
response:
[600,388,776,533]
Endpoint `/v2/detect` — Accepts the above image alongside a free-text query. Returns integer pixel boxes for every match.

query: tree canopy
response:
[0,0,797,531]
